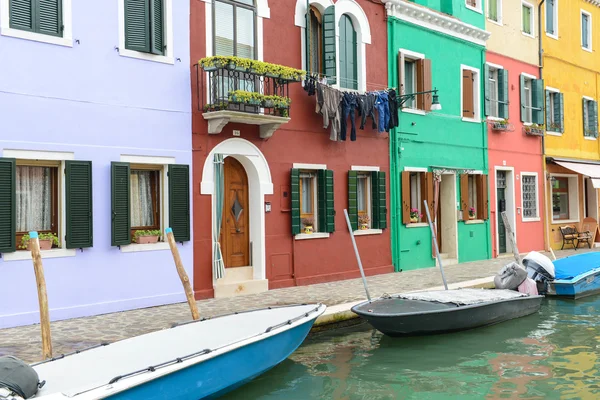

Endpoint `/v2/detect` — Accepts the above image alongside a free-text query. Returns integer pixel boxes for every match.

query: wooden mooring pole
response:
[165,228,200,321]
[29,231,53,359]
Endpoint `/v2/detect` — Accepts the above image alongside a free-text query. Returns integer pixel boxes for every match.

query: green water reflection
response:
[223,296,600,399]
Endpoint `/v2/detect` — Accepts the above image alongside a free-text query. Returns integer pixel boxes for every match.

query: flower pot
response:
[304,226,313,234]
[27,239,53,251]
[262,100,274,108]
[227,62,236,70]
[410,217,419,223]
[469,215,476,220]
[137,235,159,244]
[360,223,369,230]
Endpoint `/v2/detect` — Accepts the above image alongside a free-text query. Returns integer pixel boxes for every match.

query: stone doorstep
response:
[312,276,496,329]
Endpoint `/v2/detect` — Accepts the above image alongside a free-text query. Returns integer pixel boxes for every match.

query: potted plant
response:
[133,229,161,244]
[358,214,370,230]
[410,208,422,223]
[491,118,509,131]
[524,123,545,135]
[20,232,59,251]
[468,207,476,220]
[301,217,314,234]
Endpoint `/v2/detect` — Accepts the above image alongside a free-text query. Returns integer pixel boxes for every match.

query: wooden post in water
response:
[29,231,53,359]
[166,228,199,321]
[501,211,522,266]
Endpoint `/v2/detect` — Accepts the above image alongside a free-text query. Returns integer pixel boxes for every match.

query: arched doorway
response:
[221,157,250,267]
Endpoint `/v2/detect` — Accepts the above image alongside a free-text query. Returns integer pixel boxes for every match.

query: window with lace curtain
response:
[130,169,161,235]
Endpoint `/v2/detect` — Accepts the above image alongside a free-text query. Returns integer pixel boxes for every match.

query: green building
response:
[384,0,492,270]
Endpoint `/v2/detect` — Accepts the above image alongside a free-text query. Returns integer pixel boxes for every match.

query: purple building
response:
[0,0,192,328]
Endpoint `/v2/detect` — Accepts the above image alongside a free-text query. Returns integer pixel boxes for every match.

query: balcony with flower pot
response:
[523,123,544,136]
[197,56,304,139]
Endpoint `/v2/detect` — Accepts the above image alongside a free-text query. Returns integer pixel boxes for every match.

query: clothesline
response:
[303,71,394,91]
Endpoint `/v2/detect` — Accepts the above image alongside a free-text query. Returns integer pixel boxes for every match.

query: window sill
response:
[406,223,428,228]
[487,116,505,122]
[295,232,330,240]
[353,229,383,236]
[552,219,580,225]
[487,19,503,27]
[522,217,541,222]
[0,27,73,47]
[2,248,76,261]
[546,131,562,136]
[401,108,426,116]
[118,48,174,65]
[465,4,483,14]
[120,242,170,253]
[462,117,481,124]
[522,32,535,39]
[464,219,485,224]
[584,136,597,141]
[583,47,593,53]
[546,33,559,40]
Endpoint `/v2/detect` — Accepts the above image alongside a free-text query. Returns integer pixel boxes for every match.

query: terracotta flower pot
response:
[27,239,53,251]
[137,235,159,244]
[410,217,419,223]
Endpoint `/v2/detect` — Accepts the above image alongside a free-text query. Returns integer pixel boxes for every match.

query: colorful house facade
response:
[191,0,392,299]
[384,0,492,271]
[542,0,600,250]
[0,0,193,328]
[485,0,545,257]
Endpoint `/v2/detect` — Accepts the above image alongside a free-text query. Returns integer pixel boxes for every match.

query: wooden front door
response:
[221,157,250,268]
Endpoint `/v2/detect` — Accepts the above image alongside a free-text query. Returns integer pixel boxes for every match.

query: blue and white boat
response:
[0,304,325,400]
[547,252,600,299]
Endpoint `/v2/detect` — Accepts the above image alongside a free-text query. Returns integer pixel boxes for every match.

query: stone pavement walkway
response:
[1,248,595,363]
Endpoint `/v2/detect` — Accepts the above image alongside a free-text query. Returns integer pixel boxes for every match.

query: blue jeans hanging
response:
[340,93,357,141]
[375,92,390,133]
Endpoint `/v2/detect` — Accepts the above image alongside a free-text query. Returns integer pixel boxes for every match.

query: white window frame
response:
[545,0,558,40]
[0,0,73,47]
[350,165,382,236]
[117,0,175,65]
[487,0,503,25]
[521,172,540,222]
[293,162,329,240]
[522,74,534,124]
[521,1,535,38]
[399,49,426,115]
[465,0,482,14]
[581,9,592,52]
[461,64,481,123]
[546,86,562,136]
[550,173,579,224]
[1,150,76,262]
[583,95,596,139]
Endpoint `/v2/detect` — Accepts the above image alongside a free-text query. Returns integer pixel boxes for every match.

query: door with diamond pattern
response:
[221,157,249,268]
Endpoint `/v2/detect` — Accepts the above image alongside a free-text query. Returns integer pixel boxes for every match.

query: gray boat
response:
[351,288,544,337]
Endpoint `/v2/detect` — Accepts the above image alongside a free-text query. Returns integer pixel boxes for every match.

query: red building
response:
[190,0,392,299]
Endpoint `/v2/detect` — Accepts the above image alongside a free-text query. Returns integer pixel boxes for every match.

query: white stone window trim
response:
[545,0,558,40]
[465,0,483,14]
[546,86,562,135]
[520,172,540,222]
[399,49,425,112]
[583,95,596,139]
[404,167,428,172]
[117,0,175,65]
[1,149,76,261]
[406,222,428,229]
[521,1,535,38]
[293,162,329,241]
[487,0,503,25]
[118,154,176,253]
[0,0,73,47]
[351,165,382,235]
[550,173,579,224]
[461,64,481,123]
[581,9,593,52]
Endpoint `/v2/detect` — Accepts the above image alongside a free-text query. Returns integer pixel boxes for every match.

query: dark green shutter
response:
[322,6,336,85]
[484,64,490,116]
[125,0,150,53]
[38,0,62,37]
[371,171,387,230]
[0,158,16,253]
[583,98,589,136]
[168,164,190,242]
[593,100,599,137]
[546,90,552,128]
[150,0,164,55]
[290,169,301,235]
[532,79,544,124]
[111,162,131,246]
[318,169,335,233]
[348,171,358,231]
[519,74,526,122]
[65,161,93,249]
[498,69,509,119]
[558,92,564,132]
[9,0,34,31]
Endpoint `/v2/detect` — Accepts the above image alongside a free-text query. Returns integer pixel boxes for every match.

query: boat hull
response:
[352,296,543,337]
[547,268,600,299]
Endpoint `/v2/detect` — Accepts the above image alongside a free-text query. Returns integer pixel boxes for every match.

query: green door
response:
[497,171,507,254]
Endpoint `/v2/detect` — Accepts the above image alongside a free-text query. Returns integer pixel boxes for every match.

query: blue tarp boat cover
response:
[553,252,600,280]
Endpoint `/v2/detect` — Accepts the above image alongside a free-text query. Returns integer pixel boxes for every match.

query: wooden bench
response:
[559,225,592,250]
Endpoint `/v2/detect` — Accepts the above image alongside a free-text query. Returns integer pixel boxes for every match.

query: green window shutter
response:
[532,79,544,124]
[498,69,509,119]
[348,171,358,231]
[593,100,599,137]
[111,162,131,246]
[583,98,589,136]
[318,169,335,233]
[38,0,63,37]
[339,15,357,90]
[546,90,552,127]
[10,0,34,31]
[169,164,190,242]
[322,6,336,85]
[0,158,16,253]
[519,74,526,122]
[484,64,490,117]
[150,0,164,55]
[65,161,93,249]
[125,0,150,53]
[558,92,565,132]
[371,171,387,230]
[290,169,301,235]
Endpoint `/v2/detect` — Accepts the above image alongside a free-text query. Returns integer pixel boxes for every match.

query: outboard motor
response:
[494,262,528,290]
[0,357,42,400]
[522,251,556,294]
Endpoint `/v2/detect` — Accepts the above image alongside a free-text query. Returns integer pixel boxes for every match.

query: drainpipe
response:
[538,0,551,252]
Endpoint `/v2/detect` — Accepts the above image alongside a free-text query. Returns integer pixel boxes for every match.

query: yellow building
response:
[542,0,600,250]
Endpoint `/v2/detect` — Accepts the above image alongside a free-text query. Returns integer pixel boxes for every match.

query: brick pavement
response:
[0,248,594,363]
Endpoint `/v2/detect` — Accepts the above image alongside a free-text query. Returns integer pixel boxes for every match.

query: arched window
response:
[307,6,323,74]
[339,14,357,90]
[214,0,256,59]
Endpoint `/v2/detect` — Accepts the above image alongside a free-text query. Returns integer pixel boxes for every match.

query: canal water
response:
[223,295,600,399]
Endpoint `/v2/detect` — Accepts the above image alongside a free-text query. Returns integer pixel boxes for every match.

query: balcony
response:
[197,56,304,139]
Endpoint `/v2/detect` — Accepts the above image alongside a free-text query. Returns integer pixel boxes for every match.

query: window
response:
[468,175,477,215]
[8,0,63,37]
[349,169,387,231]
[522,2,533,36]
[460,173,489,220]
[545,0,557,37]
[552,177,569,220]
[291,167,335,236]
[124,0,165,55]
[300,171,317,231]
[466,0,481,12]
[214,0,255,58]
[401,170,431,225]
[399,50,432,112]
[462,66,480,120]
[488,0,501,23]
[546,89,564,133]
[488,68,499,117]
[357,173,370,224]
[520,75,544,124]
[130,169,161,235]
[339,14,357,90]
[582,97,598,138]
[307,6,323,75]
[521,174,538,220]
[410,172,422,213]
[485,64,508,119]
[523,78,532,123]
[582,10,592,51]
[404,60,417,109]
